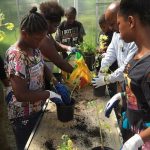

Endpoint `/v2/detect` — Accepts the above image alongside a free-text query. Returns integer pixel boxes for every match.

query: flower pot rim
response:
[56,98,75,107]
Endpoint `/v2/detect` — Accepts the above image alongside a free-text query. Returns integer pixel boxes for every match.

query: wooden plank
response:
[28,86,122,150]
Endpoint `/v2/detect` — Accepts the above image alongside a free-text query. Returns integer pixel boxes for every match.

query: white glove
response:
[100,66,109,74]
[46,90,64,104]
[67,46,77,52]
[101,53,106,58]
[122,134,144,150]
[105,93,122,117]
[92,74,110,88]
[48,90,61,99]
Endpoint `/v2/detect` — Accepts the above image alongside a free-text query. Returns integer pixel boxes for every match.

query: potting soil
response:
[28,85,122,150]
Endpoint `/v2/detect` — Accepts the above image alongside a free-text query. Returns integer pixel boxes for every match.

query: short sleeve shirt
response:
[55,20,86,46]
[5,45,45,120]
[124,55,150,125]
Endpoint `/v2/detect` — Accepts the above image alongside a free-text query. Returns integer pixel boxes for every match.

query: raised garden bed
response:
[27,86,122,150]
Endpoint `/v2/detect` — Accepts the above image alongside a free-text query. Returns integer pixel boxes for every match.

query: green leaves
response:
[57,134,75,150]
[0,10,5,26]
[99,35,108,51]
[4,23,14,30]
[0,30,5,41]
[76,41,96,54]
[0,10,14,42]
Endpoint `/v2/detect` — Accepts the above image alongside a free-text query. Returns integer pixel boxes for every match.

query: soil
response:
[44,139,55,150]
[28,85,121,150]
[92,146,113,150]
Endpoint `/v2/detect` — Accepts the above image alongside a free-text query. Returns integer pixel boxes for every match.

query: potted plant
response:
[77,41,96,71]
[56,98,75,122]
[56,81,78,122]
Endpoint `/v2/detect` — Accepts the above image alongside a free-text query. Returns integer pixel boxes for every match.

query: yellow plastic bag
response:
[62,52,92,88]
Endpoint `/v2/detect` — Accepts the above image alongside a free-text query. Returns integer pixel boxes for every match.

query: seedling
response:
[87,100,111,150]
[57,134,77,150]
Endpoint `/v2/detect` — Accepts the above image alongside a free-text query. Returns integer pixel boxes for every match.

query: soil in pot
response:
[84,53,95,71]
[93,85,106,97]
[56,99,75,122]
[92,146,113,150]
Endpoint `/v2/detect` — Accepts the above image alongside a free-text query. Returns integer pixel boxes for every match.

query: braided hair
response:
[20,7,48,34]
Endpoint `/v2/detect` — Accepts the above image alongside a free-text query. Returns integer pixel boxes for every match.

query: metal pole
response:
[76,0,78,19]
[74,0,78,19]
[16,0,20,25]
[96,0,99,45]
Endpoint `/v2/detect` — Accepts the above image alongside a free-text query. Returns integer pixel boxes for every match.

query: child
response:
[56,6,86,47]
[55,6,86,58]
[39,1,74,74]
[105,0,150,149]
[5,7,68,150]
[98,13,113,54]
[97,14,118,97]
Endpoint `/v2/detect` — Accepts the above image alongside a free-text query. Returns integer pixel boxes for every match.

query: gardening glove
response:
[121,134,144,150]
[55,83,71,105]
[101,53,106,58]
[105,92,123,118]
[67,46,78,53]
[99,66,109,74]
[47,90,63,105]
[92,74,110,88]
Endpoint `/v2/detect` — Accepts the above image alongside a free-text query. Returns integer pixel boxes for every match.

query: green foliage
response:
[77,41,96,54]
[57,135,77,150]
[87,100,96,108]
[0,10,14,42]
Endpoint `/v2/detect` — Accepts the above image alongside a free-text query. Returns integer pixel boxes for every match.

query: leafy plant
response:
[76,41,96,54]
[99,34,108,53]
[0,10,14,41]
[57,134,77,150]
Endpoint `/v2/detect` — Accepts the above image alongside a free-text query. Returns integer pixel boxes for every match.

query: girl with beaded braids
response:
[116,0,150,149]
[5,7,63,150]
